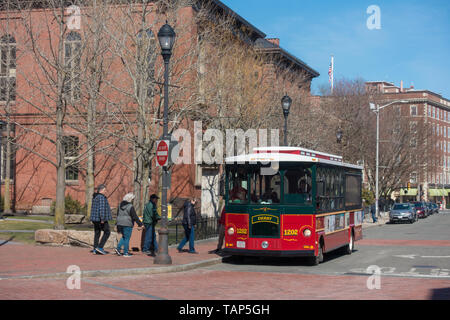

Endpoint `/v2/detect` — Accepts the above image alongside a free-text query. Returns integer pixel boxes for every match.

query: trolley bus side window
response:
[316,166,345,212]
[283,167,312,204]
[345,173,362,209]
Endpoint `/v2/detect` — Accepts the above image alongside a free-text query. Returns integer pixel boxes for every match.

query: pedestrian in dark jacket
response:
[142,194,161,256]
[370,203,378,223]
[90,184,112,255]
[114,193,143,257]
[177,198,198,254]
[210,206,225,254]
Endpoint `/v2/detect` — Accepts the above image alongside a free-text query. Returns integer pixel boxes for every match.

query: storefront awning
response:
[399,188,418,196]
[428,189,448,196]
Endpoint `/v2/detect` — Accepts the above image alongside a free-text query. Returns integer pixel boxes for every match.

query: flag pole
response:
[330,55,334,94]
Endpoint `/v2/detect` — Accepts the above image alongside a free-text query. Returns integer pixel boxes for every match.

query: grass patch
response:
[0,232,35,244]
[7,216,53,222]
[0,219,52,245]
[0,220,53,231]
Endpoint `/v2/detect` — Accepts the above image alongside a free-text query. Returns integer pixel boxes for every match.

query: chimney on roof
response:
[266,38,280,47]
[400,80,403,92]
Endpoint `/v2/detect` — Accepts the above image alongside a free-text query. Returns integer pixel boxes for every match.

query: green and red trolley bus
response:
[222,146,364,265]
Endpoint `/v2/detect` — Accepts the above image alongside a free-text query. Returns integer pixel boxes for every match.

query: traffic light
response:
[407,182,411,190]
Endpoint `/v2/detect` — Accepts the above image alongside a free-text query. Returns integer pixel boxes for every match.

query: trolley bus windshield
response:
[227,164,313,205]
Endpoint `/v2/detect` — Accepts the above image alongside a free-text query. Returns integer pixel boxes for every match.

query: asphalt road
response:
[205,210,450,279]
[2,211,449,303]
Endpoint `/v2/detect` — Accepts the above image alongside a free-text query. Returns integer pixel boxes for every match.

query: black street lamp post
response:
[281,95,292,146]
[154,22,176,265]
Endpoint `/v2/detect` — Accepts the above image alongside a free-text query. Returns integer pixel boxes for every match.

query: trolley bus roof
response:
[225,147,363,170]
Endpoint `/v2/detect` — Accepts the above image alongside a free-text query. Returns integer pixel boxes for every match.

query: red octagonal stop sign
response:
[156,140,169,167]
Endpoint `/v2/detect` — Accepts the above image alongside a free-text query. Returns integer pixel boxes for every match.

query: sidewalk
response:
[0,218,387,281]
[0,238,223,280]
[362,212,390,229]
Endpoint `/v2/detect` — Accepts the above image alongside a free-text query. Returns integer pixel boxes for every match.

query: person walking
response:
[90,184,112,255]
[370,202,378,223]
[177,198,198,254]
[115,193,143,257]
[142,194,161,256]
[210,206,225,254]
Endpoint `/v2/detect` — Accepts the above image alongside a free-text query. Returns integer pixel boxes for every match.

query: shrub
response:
[362,188,375,205]
[51,195,86,215]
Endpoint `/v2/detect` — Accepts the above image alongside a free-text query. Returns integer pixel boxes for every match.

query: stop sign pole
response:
[154,23,175,265]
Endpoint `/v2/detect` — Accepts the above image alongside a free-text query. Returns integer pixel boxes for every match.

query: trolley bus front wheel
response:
[310,241,324,266]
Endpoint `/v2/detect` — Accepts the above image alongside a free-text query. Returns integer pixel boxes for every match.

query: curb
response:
[362,220,388,229]
[0,256,225,281]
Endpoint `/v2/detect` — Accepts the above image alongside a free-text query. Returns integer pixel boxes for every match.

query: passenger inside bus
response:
[230,178,247,202]
[248,172,281,204]
[298,179,311,194]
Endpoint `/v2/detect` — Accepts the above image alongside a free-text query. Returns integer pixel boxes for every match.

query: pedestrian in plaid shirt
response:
[90,184,112,255]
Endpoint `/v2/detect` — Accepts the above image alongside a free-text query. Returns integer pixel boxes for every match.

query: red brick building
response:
[0,0,319,217]
[366,81,450,206]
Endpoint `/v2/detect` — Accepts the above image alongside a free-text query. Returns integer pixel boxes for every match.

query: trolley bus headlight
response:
[227,227,235,236]
[303,229,312,237]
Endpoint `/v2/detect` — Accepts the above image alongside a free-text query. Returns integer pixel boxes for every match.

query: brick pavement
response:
[0,216,388,281]
[2,216,450,300]
[1,269,450,300]
[0,239,222,280]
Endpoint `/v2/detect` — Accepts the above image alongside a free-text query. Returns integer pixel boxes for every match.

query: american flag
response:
[328,56,334,93]
[328,59,333,83]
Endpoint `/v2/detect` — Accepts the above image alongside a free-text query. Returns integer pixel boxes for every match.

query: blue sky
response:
[221,0,450,98]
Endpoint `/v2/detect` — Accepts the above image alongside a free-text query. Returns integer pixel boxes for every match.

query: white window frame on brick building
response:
[63,135,79,182]
[64,31,82,102]
[0,34,16,103]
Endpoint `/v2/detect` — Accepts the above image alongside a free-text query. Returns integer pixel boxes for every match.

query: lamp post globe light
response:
[370,100,408,221]
[154,22,176,265]
[281,95,292,146]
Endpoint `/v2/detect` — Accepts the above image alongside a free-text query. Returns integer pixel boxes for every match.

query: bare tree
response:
[320,78,433,202]
[103,0,203,212]
[0,0,18,213]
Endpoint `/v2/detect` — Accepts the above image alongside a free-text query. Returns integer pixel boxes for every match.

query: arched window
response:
[0,34,16,102]
[64,31,81,101]
[136,29,156,99]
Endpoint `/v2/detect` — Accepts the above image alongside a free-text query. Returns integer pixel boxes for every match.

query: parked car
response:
[425,202,434,216]
[431,202,439,214]
[412,201,427,219]
[389,203,417,224]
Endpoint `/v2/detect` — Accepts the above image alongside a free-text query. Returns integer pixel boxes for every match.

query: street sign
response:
[156,140,169,167]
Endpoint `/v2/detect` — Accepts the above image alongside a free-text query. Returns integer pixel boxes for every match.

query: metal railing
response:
[169,216,218,245]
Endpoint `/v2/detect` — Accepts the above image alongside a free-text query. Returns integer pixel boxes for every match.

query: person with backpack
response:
[114,193,143,257]
[90,184,112,255]
[142,194,161,256]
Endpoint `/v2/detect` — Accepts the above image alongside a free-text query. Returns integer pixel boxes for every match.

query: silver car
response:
[389,203,417,224]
